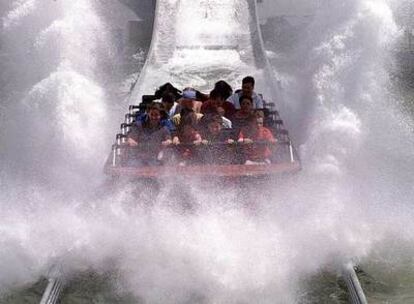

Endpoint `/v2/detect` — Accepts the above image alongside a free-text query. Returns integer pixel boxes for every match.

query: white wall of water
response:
[0,0,133,291]
[0,0,414,303]
[258,0,320,19]
[131,0,263,99]
[270,0,414,298]
[0,0,128,190]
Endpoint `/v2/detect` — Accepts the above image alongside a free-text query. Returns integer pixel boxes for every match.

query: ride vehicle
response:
[104,89,301,181]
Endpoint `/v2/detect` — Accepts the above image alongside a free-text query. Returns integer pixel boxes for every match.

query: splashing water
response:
[270,0,414,300]
[1,0,117,190]
[1,0,414,303]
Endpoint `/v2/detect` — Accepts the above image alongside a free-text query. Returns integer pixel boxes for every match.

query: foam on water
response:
[1,0,414,303]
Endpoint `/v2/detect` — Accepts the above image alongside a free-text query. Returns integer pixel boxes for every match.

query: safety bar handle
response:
[124,113,135,123]
[117,140,290,149]
[120,123,133,135]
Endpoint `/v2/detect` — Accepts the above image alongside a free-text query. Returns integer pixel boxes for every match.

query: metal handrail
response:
[342,262,368,304]
[111,139,295,168]
[39,277,63,304]
[39,266,64,304]
[117,140,289,149]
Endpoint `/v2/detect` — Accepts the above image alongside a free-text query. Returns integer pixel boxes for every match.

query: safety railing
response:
[39,266,64,304]
[342,262,368,304]
[111,137,297,168]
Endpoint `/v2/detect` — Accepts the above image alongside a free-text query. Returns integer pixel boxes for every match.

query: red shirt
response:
[239,126,276,161]
[201,100,236,119]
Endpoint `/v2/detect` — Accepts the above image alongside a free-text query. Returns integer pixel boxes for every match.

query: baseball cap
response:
[182,88,197,100]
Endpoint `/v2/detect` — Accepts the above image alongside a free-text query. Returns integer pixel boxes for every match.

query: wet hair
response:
[196,90,209,102]
[200,113,222,138]
[177,111,198,136]
[143,102,167,127]
[208,113,223,125]
[154,82,182,100]
[179,107,194,118]
[200,113,222,128]
[181,111,197,124]
[214,80,233,100]
[146,101,163,112]
[239,113,260,137]
[209,88,223,100]
[239,95,253,104]
[161,92,176,104]
[149,102,169,118]
[242,76,255,87]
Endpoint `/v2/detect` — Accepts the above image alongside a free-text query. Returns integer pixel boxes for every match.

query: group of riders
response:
[124,76,278,166]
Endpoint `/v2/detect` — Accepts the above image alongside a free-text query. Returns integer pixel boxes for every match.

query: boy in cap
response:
[172,88,203,127]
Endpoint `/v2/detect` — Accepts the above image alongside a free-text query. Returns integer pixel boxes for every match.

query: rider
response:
[201,88,236,119]
[227,76,264,109]
[216,106,232,129]
[161,92,180,118]
[232,95,254,133]
[126,102,172,165]
[238,111,277,164]
[213,80,233,100]
[172,88,203,127]
[135,101,175,132]
[173,110,203,165]
[200,113,234,144]
[199,113,234,164]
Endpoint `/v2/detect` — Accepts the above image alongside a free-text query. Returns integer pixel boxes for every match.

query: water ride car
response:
[104,86,301,181]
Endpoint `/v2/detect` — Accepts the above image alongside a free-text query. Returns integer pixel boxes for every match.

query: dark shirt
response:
[128,123,170,160]
[200,130,234,165]
[231,113,250,134]
[201,130,233,143]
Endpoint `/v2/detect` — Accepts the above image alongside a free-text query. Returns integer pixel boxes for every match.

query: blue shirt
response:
[136,114,176,133]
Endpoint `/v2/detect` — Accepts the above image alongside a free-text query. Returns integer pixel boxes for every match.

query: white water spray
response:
[0,0,414,303]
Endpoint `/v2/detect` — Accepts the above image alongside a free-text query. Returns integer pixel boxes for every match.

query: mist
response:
[1,0,414,303]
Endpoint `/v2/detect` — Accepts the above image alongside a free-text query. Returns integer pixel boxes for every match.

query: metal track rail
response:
[39,265,64,304]
[342,262,368,304]
[39,277,63,304]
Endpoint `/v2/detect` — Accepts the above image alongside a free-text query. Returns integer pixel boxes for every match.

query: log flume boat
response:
[104,91,301,182]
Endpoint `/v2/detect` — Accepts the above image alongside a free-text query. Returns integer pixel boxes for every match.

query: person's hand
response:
[202,139,209,145]
[243,138,253,144]
[172,136,180,145]
[194,139,202,146]
[227,139,235,144]
[127,138,138,146]
[162,139,172,146]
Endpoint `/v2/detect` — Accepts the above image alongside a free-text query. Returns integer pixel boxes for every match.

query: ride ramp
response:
[129,0,280,103]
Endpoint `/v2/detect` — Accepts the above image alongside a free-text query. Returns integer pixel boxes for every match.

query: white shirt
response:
[222,116,232,129]
[167,102,179,118]
[226,91,264,109]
